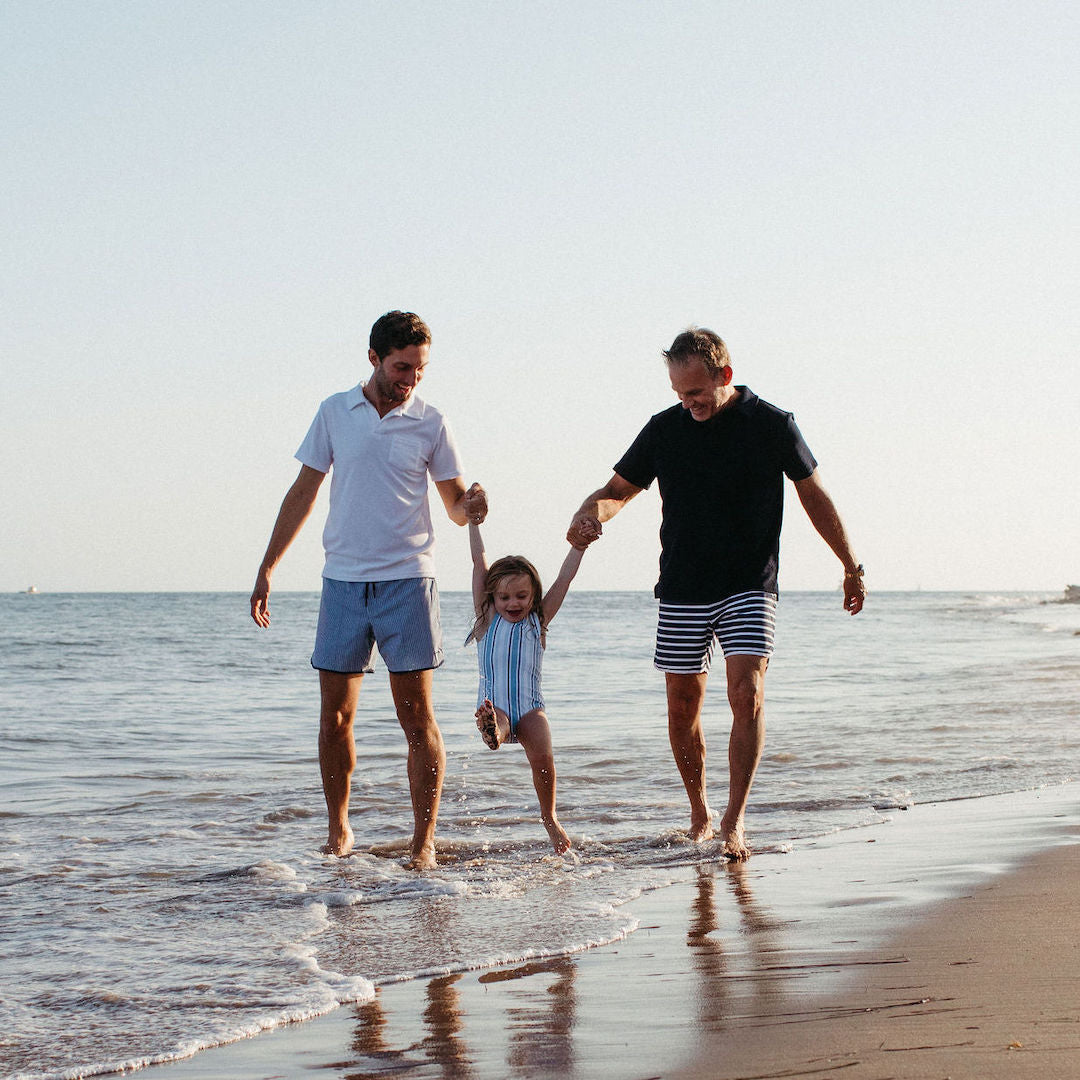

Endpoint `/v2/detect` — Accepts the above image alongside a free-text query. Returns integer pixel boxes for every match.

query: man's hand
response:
[567,513,602,551]
[251,570,272,627]
[463,482,488,525]
[843,571,866,616]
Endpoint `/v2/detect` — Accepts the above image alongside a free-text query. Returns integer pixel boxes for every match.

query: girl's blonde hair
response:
[470,555,545,644]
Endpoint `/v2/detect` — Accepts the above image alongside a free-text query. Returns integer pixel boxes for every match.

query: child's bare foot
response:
[321,823,354,857]
[543,817,572,855]
[720,816,751,861]
[475,699,501,750]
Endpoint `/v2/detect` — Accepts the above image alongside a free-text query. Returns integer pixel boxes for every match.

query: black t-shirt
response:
[613,386,817,603]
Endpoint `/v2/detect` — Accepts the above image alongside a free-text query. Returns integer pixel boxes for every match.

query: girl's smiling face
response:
[492,574,534,622]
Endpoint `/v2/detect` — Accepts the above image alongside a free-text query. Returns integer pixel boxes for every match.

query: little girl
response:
[466,519,593,855]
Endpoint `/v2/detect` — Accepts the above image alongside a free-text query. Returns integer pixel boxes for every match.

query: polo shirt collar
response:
[347,382,426,419]
[732,385,757,413]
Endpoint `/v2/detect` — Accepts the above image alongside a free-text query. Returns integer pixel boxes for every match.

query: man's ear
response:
[368,348,380,368]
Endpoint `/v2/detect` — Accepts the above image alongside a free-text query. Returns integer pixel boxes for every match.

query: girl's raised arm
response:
[541,545,586,627]
[469,522,490,620]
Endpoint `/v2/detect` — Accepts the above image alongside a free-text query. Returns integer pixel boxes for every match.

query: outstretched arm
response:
[469,520,491,622]
[566,473,643,548]
[250,464,326,626]
[541,545,586,626]
[793,470,865,615]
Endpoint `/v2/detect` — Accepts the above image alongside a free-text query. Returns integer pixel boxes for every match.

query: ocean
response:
[1,589,1077,1079]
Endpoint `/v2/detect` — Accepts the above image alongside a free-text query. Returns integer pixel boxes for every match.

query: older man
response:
[569,327,864,859]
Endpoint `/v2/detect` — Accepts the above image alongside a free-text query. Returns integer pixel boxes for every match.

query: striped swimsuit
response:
[476,613,545,741]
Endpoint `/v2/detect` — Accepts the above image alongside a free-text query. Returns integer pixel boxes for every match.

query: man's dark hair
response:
[369,311,432,360]
[662,326,731,377]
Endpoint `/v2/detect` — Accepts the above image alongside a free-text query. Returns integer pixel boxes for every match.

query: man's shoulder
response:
[646,402,686,428]
[735,387,795,425]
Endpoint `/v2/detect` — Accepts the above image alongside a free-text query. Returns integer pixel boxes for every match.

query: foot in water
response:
[321,823,355,857]
[720,816,751,861]
[688,806,715,844]
[475,699,501,750]
[406,843,437,871]
[543,816,572,855]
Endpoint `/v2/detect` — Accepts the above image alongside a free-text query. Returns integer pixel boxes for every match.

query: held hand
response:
[463,482,488,525]
[251,572,272,627]
[567,513,602,550]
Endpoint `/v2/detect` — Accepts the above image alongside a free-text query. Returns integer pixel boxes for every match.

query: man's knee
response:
[665,673,708,722]
[726,664,767,720]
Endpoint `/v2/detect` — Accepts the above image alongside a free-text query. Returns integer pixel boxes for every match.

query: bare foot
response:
[543,817,572,855]
[688,806,715,844]
[321,823,355,857]
[720,816,751,861]
[406,843,437,871]
[475,699,501,750]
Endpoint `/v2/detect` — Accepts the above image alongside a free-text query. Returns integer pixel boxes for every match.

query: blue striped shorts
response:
[654,592,777,673]
[311,577,443,674]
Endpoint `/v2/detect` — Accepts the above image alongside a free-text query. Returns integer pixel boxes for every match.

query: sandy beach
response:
[137,786,1079,1080]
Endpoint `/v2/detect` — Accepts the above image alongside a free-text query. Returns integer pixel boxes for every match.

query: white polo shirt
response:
[296,383,465,582]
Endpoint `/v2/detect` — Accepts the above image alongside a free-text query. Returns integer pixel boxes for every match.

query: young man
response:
[568,327,864,860]
[251,311,487,868]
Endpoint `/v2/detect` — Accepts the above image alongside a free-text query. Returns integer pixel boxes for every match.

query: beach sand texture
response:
[142,788,1079,1080]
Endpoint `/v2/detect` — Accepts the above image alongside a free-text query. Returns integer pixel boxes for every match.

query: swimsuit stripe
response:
[477,613,544,739]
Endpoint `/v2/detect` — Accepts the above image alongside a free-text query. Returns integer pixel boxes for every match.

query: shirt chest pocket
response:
[387,433,426,474]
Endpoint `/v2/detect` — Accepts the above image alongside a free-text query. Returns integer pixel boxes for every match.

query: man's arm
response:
[793,470,865,615]
[250,464,326,626]
[566,473,643,547]
[435,478,487,527]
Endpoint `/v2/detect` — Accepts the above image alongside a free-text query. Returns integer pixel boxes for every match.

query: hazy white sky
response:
[3,0,1077,594]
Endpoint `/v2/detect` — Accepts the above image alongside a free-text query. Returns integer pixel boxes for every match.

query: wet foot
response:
[321,823,354,857]
[720,817,751,861]
[543,817,572,855]
[475,699,501,750]
[406,843,437,871]
[688,806,714,844]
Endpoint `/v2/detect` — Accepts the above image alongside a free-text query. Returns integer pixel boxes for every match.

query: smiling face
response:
[492,573,535,623]
[365,343,429,415]
[667,355,736,422]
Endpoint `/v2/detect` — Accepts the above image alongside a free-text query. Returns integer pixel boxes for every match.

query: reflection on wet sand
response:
[345,957,575,1078]
[687,862,791,1032]
[340,863,797,1078]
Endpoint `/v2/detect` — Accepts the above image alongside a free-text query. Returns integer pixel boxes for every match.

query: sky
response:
[3,0,1077,595]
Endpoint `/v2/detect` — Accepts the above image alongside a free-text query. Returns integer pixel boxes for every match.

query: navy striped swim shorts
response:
[311,577,443,674]
[654,592,777,673]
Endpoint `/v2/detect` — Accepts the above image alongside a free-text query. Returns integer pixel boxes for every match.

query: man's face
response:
[368,344,429,406]
[668,356,730,422]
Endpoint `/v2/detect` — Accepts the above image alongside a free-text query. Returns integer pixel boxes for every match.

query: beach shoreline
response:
[136,785,1079,1080]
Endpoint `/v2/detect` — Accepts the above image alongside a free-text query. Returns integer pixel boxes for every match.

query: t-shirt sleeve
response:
[781,414,817,481]
[428,415,465,482]
[295,403,332,473]
[612,420,657,490]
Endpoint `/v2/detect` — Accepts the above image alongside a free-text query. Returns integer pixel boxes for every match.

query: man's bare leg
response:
[665,672,714,842]
[719,654,769,860]
[318,670,361,856]
[389,669,444,870]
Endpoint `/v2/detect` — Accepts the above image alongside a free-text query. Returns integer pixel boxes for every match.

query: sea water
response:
[1,590,1077,1079]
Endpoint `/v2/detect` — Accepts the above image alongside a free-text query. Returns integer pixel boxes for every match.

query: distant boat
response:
[25,585,39,594]
[1066,585,1080,603]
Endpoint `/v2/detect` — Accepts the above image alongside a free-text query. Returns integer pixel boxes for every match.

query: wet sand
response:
[144,786,1079,1080]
